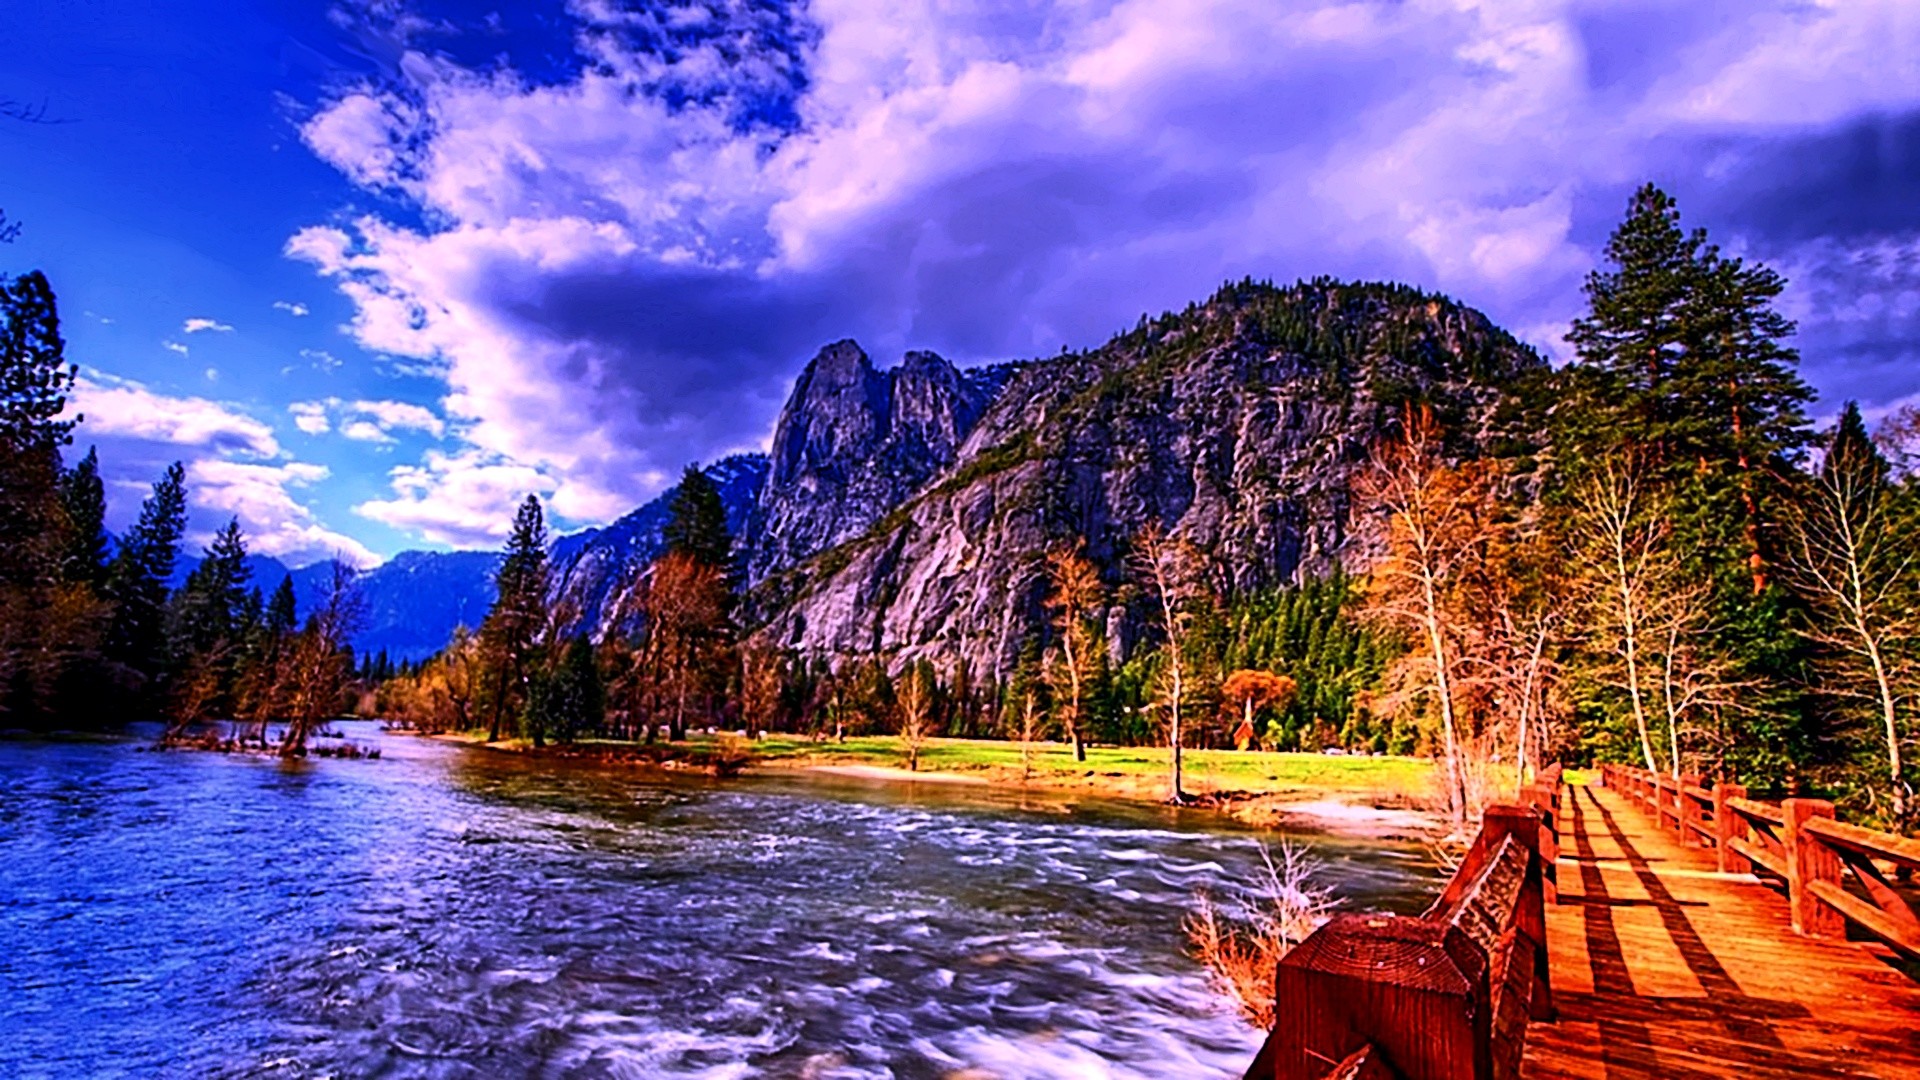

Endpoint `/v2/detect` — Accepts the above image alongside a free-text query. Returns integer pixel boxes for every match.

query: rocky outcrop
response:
[750,279,1544,675]
[746,340,1011,583]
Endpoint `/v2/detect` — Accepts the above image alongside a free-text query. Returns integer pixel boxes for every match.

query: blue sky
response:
[6,1,1919,565]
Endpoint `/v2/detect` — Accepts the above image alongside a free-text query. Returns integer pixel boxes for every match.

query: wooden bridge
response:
[1242,765,1920,1080]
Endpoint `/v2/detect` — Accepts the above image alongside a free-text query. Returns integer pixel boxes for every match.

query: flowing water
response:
[0,724,1444,1079]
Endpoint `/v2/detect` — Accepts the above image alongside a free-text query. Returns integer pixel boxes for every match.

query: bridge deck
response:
[1523,783,1920,1080]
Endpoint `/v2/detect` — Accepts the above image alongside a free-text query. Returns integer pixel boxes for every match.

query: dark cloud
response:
[1693,110,1920,245]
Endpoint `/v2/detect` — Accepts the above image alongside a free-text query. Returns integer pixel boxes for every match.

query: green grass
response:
[435,728,1437,802]
[746,734,1435,797]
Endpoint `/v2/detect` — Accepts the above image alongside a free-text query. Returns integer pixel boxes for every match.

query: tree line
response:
[0,269,364,754]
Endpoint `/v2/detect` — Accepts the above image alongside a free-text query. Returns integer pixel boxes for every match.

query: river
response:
[0,724,1444,1079]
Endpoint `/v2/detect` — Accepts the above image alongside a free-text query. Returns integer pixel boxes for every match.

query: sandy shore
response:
[802,763,992,785]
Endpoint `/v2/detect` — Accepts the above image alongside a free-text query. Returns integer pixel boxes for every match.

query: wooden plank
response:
[1715,783,1751,875]
[1729,835,1789,880]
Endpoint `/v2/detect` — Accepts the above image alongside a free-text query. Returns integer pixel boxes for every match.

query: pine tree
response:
[484,494,549,743]
[1560,184,1815,782]
[0,270,74,592]
[163,518,254,729]
[104,462,188,698]
[57,446,108,587]
[266,573,298,636]
[0,271,90,722]
[663,464,733,575]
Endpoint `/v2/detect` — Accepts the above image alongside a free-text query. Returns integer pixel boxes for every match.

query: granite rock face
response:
[747,280,1544,676]
[746,340,1011,584]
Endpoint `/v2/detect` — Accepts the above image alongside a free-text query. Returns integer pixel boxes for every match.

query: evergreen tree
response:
[104,462,188,698]
[526,636,603,745]
[663,464,733,575]
[266,573,298,637]
[0,269,74,592]
[1559,184,1816,782]
[0,271,91,722]
[484,494,549,743]
[57,446,108,587]
[164,518,254,728]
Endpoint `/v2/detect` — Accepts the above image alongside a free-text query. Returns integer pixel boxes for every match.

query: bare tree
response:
[1185,842,1333,1028]
[630,551,727,742]
[1044,541,1103,762]
[1787,416,1919,824]
[1566,453,1670,777]
[1017,687,1043,783]
[897,661,934,771]
[739,640,784,737]
[1132,522,1202,804]
[280,561,365,757]
[1355,409,1497,835]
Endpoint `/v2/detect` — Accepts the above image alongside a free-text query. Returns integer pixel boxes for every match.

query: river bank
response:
[424,730,1444,836]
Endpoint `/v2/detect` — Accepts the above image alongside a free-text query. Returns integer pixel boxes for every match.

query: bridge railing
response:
[1600,763,1920,959]
[1241,764,1564,1080]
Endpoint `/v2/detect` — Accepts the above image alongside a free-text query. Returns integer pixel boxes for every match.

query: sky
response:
[4,0,1918,566]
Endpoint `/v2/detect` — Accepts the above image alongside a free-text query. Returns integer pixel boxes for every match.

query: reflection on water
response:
[0,724,1443,1078]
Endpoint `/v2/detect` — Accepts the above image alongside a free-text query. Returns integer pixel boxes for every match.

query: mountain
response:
[173,278,1542,672]
[747,278,1545,674]
[338,550,500,661]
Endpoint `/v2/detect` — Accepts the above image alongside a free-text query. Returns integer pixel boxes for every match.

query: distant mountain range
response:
[177,278,1541,670]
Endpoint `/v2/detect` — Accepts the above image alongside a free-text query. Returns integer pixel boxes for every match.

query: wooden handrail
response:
[1246,774,1563,1080]
[1597,761,1920,961]
[1727,796,1785,826]
[1801,816,1920,871]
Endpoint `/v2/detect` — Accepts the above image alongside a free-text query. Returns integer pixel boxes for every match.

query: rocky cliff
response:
[748,279,1544,674]
[747,341,1015,583]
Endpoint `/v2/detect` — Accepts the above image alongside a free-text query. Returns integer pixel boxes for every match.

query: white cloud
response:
[63,377,371,566]
[163,340,189,357]
[284,396,449,443]
[188,459,378,567]
[352,398,446,438]
[301,347,342,371]
[356,447,554,547]
[273,300,311,316]
[289,400,332,435]
[340,419,395,444]
[69,376,279,457]
[184,318,234,334]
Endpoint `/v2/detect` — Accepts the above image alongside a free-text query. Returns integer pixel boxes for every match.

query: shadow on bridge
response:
[1523,785,1920,1079]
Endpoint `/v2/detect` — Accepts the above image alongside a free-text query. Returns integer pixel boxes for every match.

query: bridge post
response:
[1679,774,1703,847]
[1524,786,1559,905]
[1714,783,1751,874]
[1269,915,1490,1080]
[1484,805,1554,1021]
[1783,799,1845,939]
